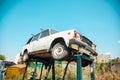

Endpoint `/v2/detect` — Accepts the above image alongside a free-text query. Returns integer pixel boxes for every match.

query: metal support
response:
[32,59,37,80]
[22,61,29,80]
[39,64,44,80]
[52,60,55,80]
[76,54,82,80]
[22,53,95,80]
[62,61,70,80]
[44,58,54,80]
[90,62,95,80]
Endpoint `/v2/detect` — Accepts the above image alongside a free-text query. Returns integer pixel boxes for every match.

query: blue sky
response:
[0,0,120,60]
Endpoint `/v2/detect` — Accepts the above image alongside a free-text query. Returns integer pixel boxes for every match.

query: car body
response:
[21,29,98,62]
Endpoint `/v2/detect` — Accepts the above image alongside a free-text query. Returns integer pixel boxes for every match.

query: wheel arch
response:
[48,37,67,52]
[23,49,28,54]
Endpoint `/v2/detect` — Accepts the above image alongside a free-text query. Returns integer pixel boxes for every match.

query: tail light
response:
[73,31,77,38]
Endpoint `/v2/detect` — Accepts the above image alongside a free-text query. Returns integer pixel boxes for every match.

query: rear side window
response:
[51,29,58,34]
[32,33,40,41]
[40,30,49,38]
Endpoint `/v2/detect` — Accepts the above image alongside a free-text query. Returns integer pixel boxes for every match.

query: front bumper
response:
[69,39,98,56]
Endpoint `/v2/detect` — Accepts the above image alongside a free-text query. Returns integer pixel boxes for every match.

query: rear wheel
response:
[82,60,91,67]
[23,51,29,62]
[82,54,91,67]
[52,42,69,60]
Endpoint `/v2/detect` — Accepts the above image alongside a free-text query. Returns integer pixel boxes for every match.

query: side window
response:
[51,30,58,34]
[40,30,49,38]
[32,33,40,41]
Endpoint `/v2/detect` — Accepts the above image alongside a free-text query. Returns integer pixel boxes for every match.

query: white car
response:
[21,29,97,64]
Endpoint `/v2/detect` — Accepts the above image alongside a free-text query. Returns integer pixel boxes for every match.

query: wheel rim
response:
[54,47,64,57]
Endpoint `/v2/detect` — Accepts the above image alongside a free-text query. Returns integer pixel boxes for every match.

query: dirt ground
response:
[95,72,120,80]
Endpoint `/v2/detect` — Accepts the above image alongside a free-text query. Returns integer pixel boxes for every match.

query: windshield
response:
[26,37,33,44]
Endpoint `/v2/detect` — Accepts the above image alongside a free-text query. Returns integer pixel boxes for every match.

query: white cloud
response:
[118,40,120,44]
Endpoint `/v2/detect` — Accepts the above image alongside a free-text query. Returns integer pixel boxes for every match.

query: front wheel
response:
[52,42,69,60]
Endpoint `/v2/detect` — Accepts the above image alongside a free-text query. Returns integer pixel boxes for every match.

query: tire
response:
[23,51,29,62]
[52,42,69,60]
[82,54,91,67]
[82,59,91,67]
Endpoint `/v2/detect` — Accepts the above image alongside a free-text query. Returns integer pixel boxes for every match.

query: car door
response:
[30,33,40,52]
[31,29,50,52]
[36,29,50,50]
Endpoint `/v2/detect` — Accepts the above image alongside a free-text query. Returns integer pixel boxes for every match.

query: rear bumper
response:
[69,39,98,56]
